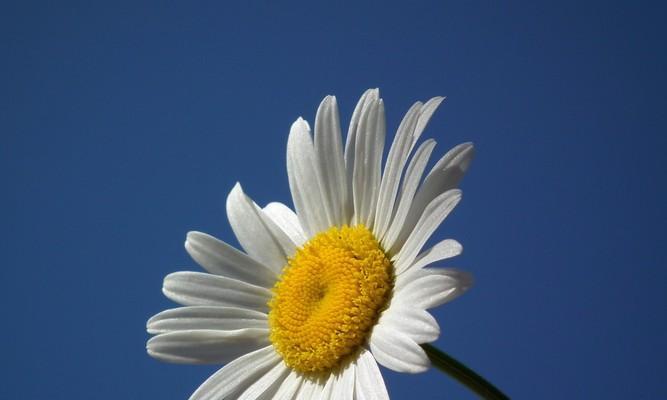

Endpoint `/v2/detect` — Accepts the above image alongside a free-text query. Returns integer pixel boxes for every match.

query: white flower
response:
[147,89,474,399]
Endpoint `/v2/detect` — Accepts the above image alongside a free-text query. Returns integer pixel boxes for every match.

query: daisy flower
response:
[147,89,476,399]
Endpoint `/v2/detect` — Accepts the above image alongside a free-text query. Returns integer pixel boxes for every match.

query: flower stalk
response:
[422,344,509,400]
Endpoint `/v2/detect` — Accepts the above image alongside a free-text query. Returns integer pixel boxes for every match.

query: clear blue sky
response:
[2,1,666,398]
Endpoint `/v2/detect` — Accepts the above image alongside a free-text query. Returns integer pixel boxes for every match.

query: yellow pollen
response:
[268,224,393,373]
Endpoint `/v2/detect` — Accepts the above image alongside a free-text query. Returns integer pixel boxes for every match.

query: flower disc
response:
[268,225,393,373]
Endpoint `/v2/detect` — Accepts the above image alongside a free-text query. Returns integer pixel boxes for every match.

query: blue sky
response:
[2,1,666,398]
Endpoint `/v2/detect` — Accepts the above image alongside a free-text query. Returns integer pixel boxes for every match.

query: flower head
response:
[147,89,474,399]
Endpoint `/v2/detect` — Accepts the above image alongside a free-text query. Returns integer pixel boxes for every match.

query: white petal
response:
[188,346,280,400]
[354,349,389,400]
[403,238,463,273]
[227,183,294,273]
[345,89,377,163]
[163,271,272,312]
[381,139,436,250]
[375,96,444,240]
[185,231,277,288]
[315,95,347,227]
[263,202,308,247]
[344,89,377,223]
[147,328,269,364]
[393,268,473,309]
[378,304,440,343]
[369,324,429,373]
[273,371,304,400]
[427,141,475,177]
[238,361,291,400]
[391,143,474,250]
[296,377,323,398]
[352,95,385,227]
[147,306,267,334]
[373,101,422,238]
[287,118,328,237]
[413,97,445,143]
[331,361,355,400]
[320,373,337,399]
[393,189,462,274]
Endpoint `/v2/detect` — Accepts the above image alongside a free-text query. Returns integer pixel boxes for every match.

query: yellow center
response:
[268,224,393,373]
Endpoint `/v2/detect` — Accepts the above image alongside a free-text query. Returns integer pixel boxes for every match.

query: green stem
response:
[422,344,509,400]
